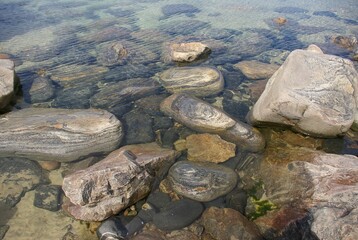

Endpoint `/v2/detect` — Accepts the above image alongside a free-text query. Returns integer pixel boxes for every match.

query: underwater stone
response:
[168,161,238,202]
[0,108,123,162]
[233,60,280,80]
[29,76,55,103]
[161,4,200,18]
[96,42,128,66]
[157,67,224,97]
[160,93,265,152]
[62,143,178,221]
[165,42,211,63]
[33,185,62,212]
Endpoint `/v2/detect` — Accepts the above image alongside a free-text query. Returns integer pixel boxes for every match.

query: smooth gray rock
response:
[96,42,129,66]
[0,59,15,110]
[248,46,358,137]
[62,143,178,221]
[90,78,161,113]
[29,76,55,103]
[123,110,155,145]
[160,93,265,152]
[157,67,223,97]
[164,42,211,63]
[168,161,238,202]
[0,157,43,207]
[0,108,123,162]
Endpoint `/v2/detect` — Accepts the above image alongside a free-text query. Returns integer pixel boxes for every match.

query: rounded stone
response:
[168,161,238,202]
[152,198,204,231]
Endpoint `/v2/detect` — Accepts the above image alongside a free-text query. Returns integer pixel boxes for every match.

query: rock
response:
[160,93,265,152]
[168,161,238,202]
[131,224,166,240]
[330,35,357,51]
[96,42,128,66]
[0,59,15,111]
[152,198,204,231]
[185,133,236,163]
[306,44,324,54]
[255,49,290,65]
[240,145,358,240]
[247,80,268,102]
[248,47,358,137]
[201,207,263,240]
[38,161,61,171]
[161,4,200,19]
[0,225,9,240]
[166,229,200,240]
[29,76,55,103]
[0,157,43,207]
[0,108,123,162]
[123,110,155,145]
[233,60,280,80]
[96,217,128,240]
[273,17,287,25]
[62,143,178,221]
[157,67,224,97]
[90,78,161,114]
[165,42,211,63]
[225,188,248,214]
[34,185,62,212]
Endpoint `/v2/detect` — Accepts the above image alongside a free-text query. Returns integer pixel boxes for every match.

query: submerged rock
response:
[161,4,200,19]
[62,143,178,221]
[33,185,62,212]
[185,133,236,163]
[164,42,211,63]
[29,76,55,103]
[96,42,128,66]
[233,60,280,80]
[248,46,358,137]
[0,157,43,207]
[168,161,238,202]
[0,108,123,162]
[201,207,263,240]
[0,59,15,111]
[157,67,223,97]
[160,94,265,152]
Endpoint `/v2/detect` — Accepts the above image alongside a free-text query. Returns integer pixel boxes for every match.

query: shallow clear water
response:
[0,0,357,239]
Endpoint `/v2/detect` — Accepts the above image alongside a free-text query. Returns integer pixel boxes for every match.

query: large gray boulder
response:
[0,59,15,111]
[161,93,265,152]
[62,143,178,221]
[0,108,123,162]
[248,46,358,137]
[157,67,224,97]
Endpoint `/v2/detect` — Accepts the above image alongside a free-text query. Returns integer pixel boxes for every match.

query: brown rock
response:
[247,79,268,102]
[201,207,263,240]
[273,17,287,25]
[38,161,61,171]
[186,133,236,163]
[330,35,357,51]
[167,42,211,62]
[62,143,178,221]
[233,60,280,80]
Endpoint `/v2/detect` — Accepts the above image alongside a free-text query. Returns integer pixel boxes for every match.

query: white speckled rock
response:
[157,67,224,97]
[0,108,123,162]
[248,47,358,137]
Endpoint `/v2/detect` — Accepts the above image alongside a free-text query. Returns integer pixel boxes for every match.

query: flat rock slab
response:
[185,133,236,163]
[168,161,238,202]
[0,108,123,162]
[157,67,224,97]
[201,207,263,240]
[0,59,15,110]
[160,93,265,152]
[248,46,358,137]
[91,78,161,113]
[62,143,178,221]
[233,60,280,80]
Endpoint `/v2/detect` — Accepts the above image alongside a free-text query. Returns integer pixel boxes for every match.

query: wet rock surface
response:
[164,42,211,63]
[0,108,123,162]
[233,60,280,80]
[161,4,200,19]
[0,59,16,111]
[168,161,238,202]
[0,157,43,207]
[29,76,55,103]
[96,42,128,66]
[201,207,263,240]
[123,110,155,145]
[62,143,178,221]
[160,93,265,152]
[157,67,224,97]
[33,185,62,212]
[248,46,358,137]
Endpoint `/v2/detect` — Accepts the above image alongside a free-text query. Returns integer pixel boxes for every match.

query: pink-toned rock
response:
[233,60,280,80]
[0,59,15,111]
[185,133,236,163]
[38,161,61,171]
[62,143,178,221]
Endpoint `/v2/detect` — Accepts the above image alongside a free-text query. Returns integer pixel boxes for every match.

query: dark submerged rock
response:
[152,198,204,231]
[33,185,62,212]
[29,76,55,103]
[161,4,200,19]
[123,110,155,145]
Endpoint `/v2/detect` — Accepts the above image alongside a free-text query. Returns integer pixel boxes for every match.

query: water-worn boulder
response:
[29,76,55,103]
[164,42,211,63]
[157,67,224,97]
[96,42,128,66]
[0,59,15,111]
[90,78,161,114]
[160,94,265,152]
[201,207,263,240]
[62,143,178,221]
[0,108,123,162]
[167,161,238,202]
[233,60,280,80]
[184,133,236,163]
[248,46,358,137]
